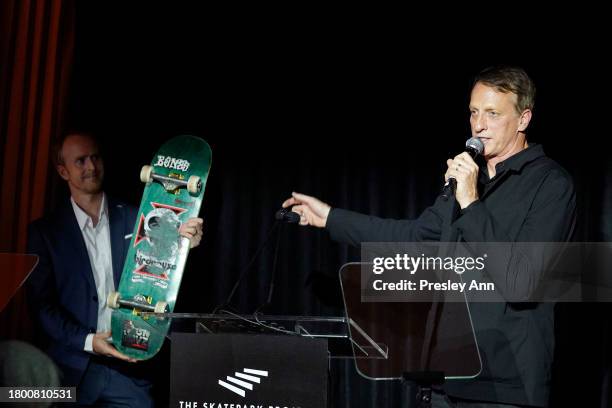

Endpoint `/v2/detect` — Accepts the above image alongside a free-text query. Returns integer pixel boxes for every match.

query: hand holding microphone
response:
[443,137,484,209]
[279,139,483,225]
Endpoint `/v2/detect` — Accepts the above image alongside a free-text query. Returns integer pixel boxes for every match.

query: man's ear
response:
[518,109,532,132]
[57,164,69,181]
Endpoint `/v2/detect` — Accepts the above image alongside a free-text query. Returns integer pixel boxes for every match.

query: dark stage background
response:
[26,4,612,407]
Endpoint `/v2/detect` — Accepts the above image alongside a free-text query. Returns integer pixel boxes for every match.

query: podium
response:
[147,313,351,408]
[339,262,482,407]
[131,256,481,408]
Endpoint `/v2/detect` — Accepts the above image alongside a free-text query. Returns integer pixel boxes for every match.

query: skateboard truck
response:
[140,165,202,194]
[107,291,169,314]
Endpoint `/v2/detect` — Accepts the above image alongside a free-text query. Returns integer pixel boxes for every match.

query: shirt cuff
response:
[454,200,485,241]
[84,333,95,353]
[325,208,345,242]
[325,208,335,228]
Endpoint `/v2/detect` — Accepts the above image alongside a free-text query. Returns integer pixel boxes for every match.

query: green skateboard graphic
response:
[108,135,211,360]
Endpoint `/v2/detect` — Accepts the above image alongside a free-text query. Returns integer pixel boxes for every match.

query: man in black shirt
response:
[282,66,576,407]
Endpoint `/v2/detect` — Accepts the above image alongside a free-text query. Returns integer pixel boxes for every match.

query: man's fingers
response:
[179,218,203,238]
[289,204,310,225]
[182,219,203,229]
[282,197,298,208]
[283,192,319,209]
[94,333,137,363]
[447,166,474,183]
[102,342,135,362]
[454,151,474,162]
[282,193,311,208]
[296,207,309,225]
[454,153,478,170]
[455,157,476,168]
[179,230,194,239]
[283,193,327,227]
[446,167,464,182]
[183,218,203,226]
[446,154,477,179]
[291,204,305,216]
[291,192,314,204]
[190,218,204,227]
[183,226,197,235]
[108,347,136,363]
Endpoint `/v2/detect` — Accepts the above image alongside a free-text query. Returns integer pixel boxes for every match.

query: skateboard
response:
[107,135,211,360]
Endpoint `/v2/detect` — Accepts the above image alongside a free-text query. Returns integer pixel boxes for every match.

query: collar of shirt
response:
[70,193,109,230]
[479,143,546,183]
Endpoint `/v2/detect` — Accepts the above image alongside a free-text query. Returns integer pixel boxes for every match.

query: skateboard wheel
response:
[140,165,154,183]
[107,292,121,309]
[154,301,168,314]
[187,175,201,194]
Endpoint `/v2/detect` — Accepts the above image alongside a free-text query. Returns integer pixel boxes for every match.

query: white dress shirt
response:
[71,194,115,353]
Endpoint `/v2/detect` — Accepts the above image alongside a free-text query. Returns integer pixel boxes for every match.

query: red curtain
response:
[0,0,75,338]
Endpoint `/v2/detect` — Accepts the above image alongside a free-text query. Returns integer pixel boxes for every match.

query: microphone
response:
[441,137,484,201]
[275,208,300,224]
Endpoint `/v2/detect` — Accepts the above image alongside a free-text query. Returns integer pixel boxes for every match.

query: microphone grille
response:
[466,137,484,155]
[275,208,288,220]
[275,208,300,223]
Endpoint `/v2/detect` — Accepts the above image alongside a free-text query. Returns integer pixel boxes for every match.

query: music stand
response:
[0,253,38,313]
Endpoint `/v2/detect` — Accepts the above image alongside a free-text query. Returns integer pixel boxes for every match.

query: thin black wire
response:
[212,220,280,314]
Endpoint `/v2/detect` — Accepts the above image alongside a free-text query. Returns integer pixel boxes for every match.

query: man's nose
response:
[84,157,96,170]
[474,114,487,133]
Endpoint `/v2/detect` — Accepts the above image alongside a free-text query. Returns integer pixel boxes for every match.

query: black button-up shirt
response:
[327,143,576,406]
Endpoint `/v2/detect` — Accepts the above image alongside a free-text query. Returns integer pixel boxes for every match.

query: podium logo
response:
[218,368,269,397]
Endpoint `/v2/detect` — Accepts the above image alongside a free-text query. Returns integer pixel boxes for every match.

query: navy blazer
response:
[27,196,137,373]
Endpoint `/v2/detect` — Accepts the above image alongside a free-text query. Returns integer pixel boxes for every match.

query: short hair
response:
[53,131,99,166]
[472,66,536,114]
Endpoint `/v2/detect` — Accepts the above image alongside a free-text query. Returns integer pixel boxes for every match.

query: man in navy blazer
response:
[27,131,203,406]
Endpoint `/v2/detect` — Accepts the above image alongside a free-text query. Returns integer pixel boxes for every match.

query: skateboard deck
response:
[109,135,211,360]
